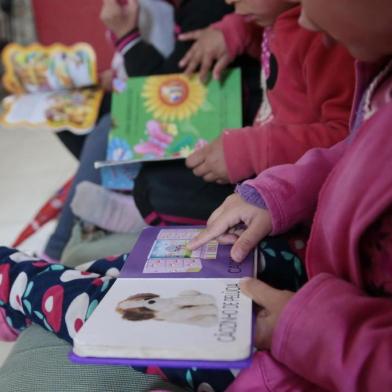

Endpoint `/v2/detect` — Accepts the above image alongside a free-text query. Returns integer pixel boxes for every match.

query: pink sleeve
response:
[223,118,348,183]
[211,13,262,60]
[272,273,392,391]
[222,37,355,183]
[244,140,346,234]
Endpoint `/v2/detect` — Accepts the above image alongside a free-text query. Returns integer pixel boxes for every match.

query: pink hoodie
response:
[228,60,392,391]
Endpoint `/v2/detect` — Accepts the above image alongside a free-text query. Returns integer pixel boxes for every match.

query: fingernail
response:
[232,249,244,262]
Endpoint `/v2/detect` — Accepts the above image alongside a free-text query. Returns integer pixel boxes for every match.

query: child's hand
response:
[99,69,115,91]
[178,27,231,83]
[240,278,294,350]
[188,193,273,262]
[186,137,229,183]
[100,0,139,39]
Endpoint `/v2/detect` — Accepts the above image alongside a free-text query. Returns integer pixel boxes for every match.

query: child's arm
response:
[118,2,238,77]
[177,13,262,82]
[271,272,392,391]
[222,39,355,183]
[211,13,262,61]
[189,139,347,259]
[244,139,347,234]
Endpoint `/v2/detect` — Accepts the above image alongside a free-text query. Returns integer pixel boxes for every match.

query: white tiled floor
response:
[0,125,77,366]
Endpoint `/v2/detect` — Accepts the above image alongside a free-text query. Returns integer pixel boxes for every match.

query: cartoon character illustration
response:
[148,239,194,258]
[134,120,174,157]
[10,52,38,93]
[49,52,74,89]
[142,75,206,121]
[107,137,133,161]
[116,290,218,327]
[32,52,51,90]
[66,50,94,87]
[45,89,96,129]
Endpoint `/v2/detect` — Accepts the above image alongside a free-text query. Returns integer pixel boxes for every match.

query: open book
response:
[71,226,256,369]
[0,43,104,134]
[96,69,242,190]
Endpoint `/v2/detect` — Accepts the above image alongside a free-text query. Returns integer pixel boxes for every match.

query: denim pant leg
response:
[44,114,112,260]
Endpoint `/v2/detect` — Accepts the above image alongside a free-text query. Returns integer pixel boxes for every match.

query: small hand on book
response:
[186,136,229,184]
[240,278,294,350]
[188,193,273,262]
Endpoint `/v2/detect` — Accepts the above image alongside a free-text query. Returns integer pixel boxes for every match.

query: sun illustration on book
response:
[142,75,206,121]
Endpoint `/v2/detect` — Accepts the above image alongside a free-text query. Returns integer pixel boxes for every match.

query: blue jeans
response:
[44,114,111,260]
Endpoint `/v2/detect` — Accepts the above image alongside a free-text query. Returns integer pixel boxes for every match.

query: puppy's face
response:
[116,293,167,321]
[115,292,219,325]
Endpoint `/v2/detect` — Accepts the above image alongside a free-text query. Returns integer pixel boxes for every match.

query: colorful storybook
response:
[0,43,104,134]
[96,69,242,189]
[71,226,256,369]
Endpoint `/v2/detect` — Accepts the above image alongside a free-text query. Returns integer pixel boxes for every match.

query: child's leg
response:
[133,160,234,225]
[43,114,111,261]
[0,247,234,390]
[70,181,147,233]
[258,227,309,291]
[0,247,125,343]
[137,366,236,392]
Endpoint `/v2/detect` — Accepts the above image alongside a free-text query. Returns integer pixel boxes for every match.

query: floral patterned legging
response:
[0,232,306,392]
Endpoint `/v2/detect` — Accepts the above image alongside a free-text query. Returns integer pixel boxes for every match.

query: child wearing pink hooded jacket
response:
[189,0,392,390]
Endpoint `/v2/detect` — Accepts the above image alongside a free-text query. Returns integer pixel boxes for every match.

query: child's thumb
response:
[240,278,278,307]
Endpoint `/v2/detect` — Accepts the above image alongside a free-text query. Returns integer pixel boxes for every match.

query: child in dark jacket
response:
[132,0,355,227]
[43,0,255,261]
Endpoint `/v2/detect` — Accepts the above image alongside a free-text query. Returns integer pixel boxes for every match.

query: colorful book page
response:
[1,43,98,94]
[105,69,242,164]
[120,227,256,279]
[0,42,102,133]
[0,87,104,134]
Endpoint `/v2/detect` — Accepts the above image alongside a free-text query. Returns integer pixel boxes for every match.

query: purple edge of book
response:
[70,226,257,369]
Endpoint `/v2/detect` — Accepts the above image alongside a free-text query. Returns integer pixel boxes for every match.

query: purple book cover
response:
[70,226,256,370]
[69,351,253,369]
[120,226,256,279]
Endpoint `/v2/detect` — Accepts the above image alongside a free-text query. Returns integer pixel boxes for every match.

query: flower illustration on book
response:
[142,74,206,121]
[108,137,133,161]
[134,120,174,158]
[116,290,218,327]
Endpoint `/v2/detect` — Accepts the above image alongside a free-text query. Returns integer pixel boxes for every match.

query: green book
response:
[97,69,242,189]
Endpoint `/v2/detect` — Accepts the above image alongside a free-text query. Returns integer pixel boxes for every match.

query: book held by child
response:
[71,226,256,368]
[0,43,104,134]
[96,69,242,190]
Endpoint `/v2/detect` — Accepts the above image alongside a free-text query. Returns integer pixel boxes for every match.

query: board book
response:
[0,43,104,134]
[96,69,242,190]
[71,226,256,369]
